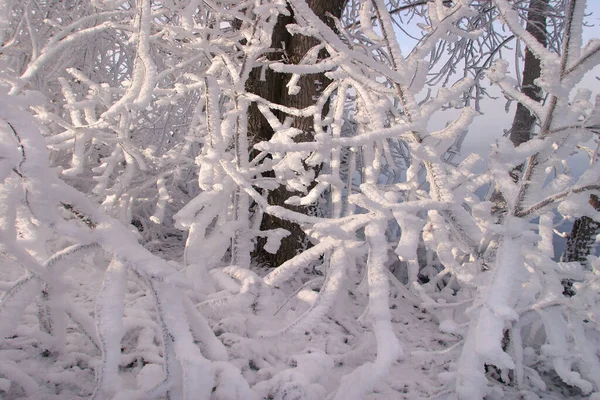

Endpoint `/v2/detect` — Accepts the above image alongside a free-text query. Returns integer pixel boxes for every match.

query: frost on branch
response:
[1,0,600,399]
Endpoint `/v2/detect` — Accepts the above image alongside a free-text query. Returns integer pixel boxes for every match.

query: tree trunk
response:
[248,1,346,267]
[492,0,548,211]
[561,195,600,267]
[503,0,600,283]
[508,0,548,147]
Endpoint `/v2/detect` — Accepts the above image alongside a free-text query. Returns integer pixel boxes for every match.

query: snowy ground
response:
[0,250,591,400]
[0,249,449,399]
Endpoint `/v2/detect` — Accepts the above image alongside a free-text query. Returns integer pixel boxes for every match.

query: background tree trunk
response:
[248,0,346,267]
[492,0,548,211]
[509,0,548,147]
[503,0,599,286]
[561,195,600,267]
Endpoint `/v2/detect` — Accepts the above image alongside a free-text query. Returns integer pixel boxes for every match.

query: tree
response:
[503,0,600,273]
[248,0,346,267]
[1,1,600,399]
[509,0,549,147]
[562,195,600,266]
[454,0,600,397]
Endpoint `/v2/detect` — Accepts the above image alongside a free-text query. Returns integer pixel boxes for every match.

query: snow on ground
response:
[0,252,592,400]
[0,248,461,400]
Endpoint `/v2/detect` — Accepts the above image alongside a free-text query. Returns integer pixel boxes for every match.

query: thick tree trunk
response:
[248,1,346,267]
[508,0,548,147]
[492,0,548,212]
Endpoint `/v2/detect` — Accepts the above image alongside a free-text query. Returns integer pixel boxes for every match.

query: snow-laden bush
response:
[1,0,600,399]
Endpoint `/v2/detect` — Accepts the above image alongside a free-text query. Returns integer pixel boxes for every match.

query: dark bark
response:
[492,0,549,213]
[561,195,600,267]
[248,1,346,267]
[508,0,548,147]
